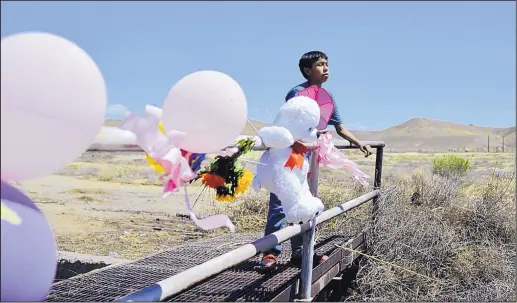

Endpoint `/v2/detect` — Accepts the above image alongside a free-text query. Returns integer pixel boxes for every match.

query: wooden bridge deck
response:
[46,230,365,302]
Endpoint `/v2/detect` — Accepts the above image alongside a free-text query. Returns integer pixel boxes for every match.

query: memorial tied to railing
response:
[1,31,384,302]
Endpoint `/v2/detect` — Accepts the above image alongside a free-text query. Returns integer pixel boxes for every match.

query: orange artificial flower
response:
[201,173,226,188]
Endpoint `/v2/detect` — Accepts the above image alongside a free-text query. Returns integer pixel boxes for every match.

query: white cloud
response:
[106,104,128,119]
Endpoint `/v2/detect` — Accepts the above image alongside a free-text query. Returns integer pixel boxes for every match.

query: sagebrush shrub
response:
[354,171,516,302]
[432,155,470,177]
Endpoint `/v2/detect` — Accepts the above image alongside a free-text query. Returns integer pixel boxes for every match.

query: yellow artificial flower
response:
[215,194,236,203]
[157,121,166,134]
[235,169,253,195]
[145,154,165,174]
[145,121,167,174]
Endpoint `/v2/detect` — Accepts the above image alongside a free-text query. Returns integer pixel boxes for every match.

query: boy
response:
[257,51,373,271]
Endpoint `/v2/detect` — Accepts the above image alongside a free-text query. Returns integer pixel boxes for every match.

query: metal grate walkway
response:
[47,231,353,302]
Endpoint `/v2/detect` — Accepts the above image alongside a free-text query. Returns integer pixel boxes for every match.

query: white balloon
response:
[145,104,163,120]
[1,32,107,181]
[161,71,248,153]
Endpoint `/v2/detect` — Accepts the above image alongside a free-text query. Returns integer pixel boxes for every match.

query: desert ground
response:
[16,117,516,301]
[19,148,514,260]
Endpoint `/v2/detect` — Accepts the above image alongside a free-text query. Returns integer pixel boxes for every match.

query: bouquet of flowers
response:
[195,138,255,202]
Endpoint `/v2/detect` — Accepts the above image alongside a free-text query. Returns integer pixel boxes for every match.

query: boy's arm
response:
[285,89,298,102]
[329,105,373,157]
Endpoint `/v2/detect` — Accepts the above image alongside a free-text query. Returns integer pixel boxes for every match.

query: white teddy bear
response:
[252,96,325,224]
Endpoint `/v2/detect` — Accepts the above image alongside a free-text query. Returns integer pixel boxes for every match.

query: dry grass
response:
[207,180,372,235]
[24,148,515,300]
[54,212,216,259]
[208,156,516,302]
[24,151,221,260]
[346,169,516,301]
[242,150,515,180]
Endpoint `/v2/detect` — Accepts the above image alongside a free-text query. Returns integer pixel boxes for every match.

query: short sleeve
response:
[285,88,298,102]
[328,95,343,127]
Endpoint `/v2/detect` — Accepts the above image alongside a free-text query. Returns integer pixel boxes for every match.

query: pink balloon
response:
[161,71,248,153]
[1,32,107,181]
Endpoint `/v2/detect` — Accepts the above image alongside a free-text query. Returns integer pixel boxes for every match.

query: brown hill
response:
[104,117,515,152]
[343,118,515,152]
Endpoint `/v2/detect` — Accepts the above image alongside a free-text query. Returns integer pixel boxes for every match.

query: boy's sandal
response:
[255,254,279,272]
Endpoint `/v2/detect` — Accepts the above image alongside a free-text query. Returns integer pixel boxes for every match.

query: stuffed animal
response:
[252,96,325,224]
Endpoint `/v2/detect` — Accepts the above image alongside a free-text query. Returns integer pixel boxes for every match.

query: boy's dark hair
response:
[298,51,328,80]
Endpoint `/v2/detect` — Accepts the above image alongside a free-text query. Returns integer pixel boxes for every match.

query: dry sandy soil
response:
[18,152,232,260]
[18,148,515,260]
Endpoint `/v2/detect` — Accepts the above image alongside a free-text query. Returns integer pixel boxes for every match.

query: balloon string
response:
[241,159,267,166]
[266,108,274,120]
[183,185,236,233]
[191,185,207,209]
[183,185,195,215]
[246,119,259,134]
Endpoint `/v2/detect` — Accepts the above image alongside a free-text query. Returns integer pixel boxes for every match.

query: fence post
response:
[308,149,320,196]
[299,150,320,301]
[372,146,384,220]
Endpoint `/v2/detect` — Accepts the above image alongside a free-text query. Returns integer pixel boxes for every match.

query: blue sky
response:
[1,1,515,130]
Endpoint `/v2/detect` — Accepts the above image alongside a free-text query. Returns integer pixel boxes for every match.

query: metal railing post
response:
[299,219,316,301]
[307,149,320,196]
[299,150,320,301]
[372,146,384,220]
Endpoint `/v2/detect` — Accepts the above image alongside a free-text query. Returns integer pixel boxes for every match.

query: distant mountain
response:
[341,118,515,152]
[104,117,515,152]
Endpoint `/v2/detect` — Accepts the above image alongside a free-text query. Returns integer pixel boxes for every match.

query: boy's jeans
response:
[263,192,304,258]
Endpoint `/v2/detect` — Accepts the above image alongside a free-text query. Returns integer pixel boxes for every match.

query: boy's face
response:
[305,57,329,84]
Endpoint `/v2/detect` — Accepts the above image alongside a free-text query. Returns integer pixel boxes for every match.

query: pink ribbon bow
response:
[316,133,370,186]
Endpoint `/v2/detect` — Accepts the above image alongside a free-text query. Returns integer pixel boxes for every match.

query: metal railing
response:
[116,139,385,302]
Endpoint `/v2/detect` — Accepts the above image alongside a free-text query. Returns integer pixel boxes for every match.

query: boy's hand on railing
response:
[359,144,373,158]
